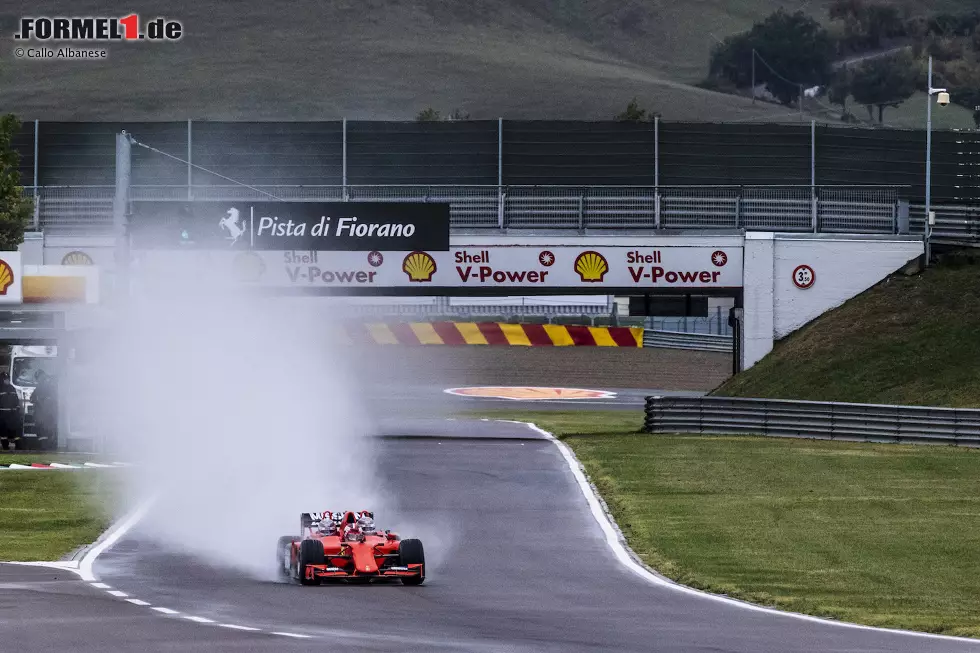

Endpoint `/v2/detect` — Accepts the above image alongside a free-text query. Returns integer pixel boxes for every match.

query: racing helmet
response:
[317,519,337,535]
[357,515,377,535]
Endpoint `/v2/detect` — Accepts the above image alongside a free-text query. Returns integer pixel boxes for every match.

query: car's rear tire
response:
[299,539,325,586]
[398,538,425,586]
[276,536,294,577]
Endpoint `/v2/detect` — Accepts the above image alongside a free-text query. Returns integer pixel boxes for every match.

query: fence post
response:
[735,186,743,228]
[654,115,660,228]
[498,118,504,230]
[31,120,40,230]
[33,119,39,194]
[187,119,193,200]
[812,186,819,233]
[498,188,506,229]
[498,117,503,189]
[811,120,817,232]
[578,189,585,231]
[342,118,348,201]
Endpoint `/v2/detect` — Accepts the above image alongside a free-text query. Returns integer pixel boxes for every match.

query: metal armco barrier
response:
[349,322,643,346]
[910,204,980,245]
[643,396,980,446]
[29,184,912,235]
[642,330,733,353]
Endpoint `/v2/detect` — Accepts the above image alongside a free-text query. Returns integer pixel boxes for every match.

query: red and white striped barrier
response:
[0,461,128,470]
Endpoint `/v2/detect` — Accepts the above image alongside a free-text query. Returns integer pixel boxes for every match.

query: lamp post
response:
[925,56,949,267]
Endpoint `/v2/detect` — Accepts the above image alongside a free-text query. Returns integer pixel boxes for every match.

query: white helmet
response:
[357,515,377,534]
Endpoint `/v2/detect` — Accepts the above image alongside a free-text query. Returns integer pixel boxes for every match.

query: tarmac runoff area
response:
[3,420,980,652]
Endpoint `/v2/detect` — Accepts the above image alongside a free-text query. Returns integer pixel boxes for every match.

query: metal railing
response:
[642,330,733,352]
[910,204,980,245]
[643,396,980,446]
[645,313,733,335]
[25,184,914,234]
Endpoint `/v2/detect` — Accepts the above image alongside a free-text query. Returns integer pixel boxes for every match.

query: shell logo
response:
[444,386,617,401]
[403,251,437,282]
[574,250,609,282]
[233,251,266,283]
[61,251,93,266]
[0,260,13,295]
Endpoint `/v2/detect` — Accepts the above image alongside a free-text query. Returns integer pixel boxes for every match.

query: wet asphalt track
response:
[4,420,980,652]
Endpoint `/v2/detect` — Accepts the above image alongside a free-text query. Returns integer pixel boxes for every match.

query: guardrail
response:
[642,330,733,353]
[910,204,980,246]
[27,184,908,234]
[643,396,980,446]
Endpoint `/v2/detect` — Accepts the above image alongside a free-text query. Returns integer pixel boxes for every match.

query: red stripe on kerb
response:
[608,327,640,347]
[565,326,597,346]
[476,322,509,345]
[522,323,553,346]
[387,322,421,345]
[431,322,467,345]
[30,463,51,468]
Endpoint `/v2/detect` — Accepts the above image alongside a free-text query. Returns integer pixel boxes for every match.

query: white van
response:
[9,345,58,436]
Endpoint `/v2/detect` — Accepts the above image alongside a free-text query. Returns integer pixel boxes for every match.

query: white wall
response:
[772,236,922,339]
[741,233,923,369]
[741,233,776,370]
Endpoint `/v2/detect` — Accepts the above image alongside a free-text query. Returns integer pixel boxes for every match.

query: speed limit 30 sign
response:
[793,264,815,289]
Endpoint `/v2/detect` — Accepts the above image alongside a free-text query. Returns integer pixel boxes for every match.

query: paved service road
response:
[79,421,979,652]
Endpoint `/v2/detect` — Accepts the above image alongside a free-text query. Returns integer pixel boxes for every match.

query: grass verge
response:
[714,260,980,407]
[0,468,113,561]
[470,409,980,638]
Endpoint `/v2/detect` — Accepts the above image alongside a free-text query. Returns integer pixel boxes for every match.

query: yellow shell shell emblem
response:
[402,251,437,282]
[574,251,609,282]
[61,251,93,266]
[0,260,13,295]
[233,252,266,283]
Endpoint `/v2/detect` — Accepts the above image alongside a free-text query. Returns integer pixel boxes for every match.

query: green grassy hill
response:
[0,0,974,123]
[713,255,980,407]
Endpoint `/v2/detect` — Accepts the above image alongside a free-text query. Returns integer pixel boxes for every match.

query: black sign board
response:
[128,201,451,251]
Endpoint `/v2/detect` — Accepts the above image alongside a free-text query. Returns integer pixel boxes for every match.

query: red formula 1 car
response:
[276,510,425,586]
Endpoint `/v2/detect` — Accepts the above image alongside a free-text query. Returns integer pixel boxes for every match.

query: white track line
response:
[106,590,129,598]
[184,616,215,624]
[272,632,313,639]
[507,419,980,646]
[78,500,155,582]
[220,624,261,632]
[152,607,180,615]
[125,598,150,606]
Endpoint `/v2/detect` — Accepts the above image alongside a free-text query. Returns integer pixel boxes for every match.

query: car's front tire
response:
[298,539,325,586]
[398,539,425,586]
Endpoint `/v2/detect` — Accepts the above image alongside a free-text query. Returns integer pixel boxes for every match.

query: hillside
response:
[713,255,980,408]
[0,0,974,123]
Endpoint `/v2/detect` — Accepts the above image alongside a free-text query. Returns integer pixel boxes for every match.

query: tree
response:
[709,10,834,105]
[830,0,905,52]
[0,114,33,251]
[850,53,920,123]
[447,108,470,121]
[415,108,441,121]
[615,98,647,121]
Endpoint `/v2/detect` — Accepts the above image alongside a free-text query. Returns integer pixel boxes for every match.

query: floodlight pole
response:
[924,56,948,269]
[113,131,132,301]
[925,57,933,267]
